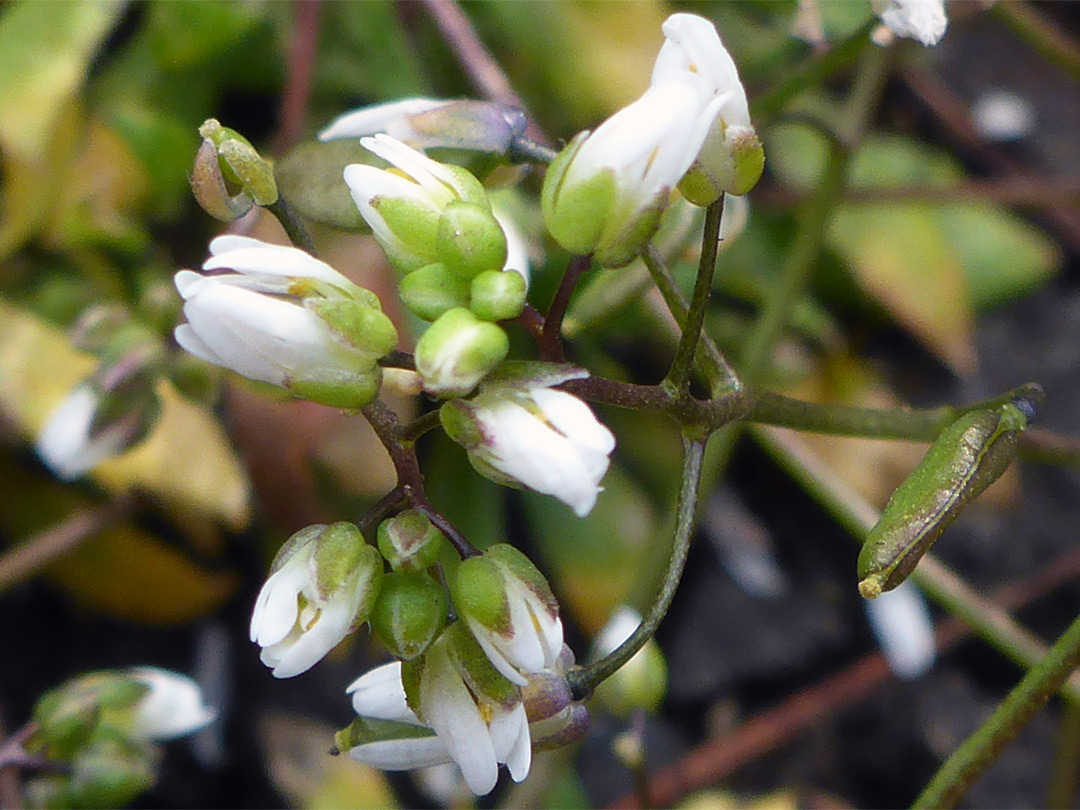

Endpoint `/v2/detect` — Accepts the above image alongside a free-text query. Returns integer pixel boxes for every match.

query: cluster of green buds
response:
[343,135,523,396]
[23,668,214,808]
[37,307,165,480]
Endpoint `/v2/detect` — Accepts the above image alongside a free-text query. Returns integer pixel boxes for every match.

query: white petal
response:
[128,668,216,740]
[348,662,423,725]
[267,591,355,679]
[203,242,351,290]
[350,735,451,771]
[492,206,531,287]
[531,388,616,457]
[174,268,206,298]
[174,323,228,368]
[465,621,529,687]
[360,134,460,203]
[873,0,947,46]
[36,386,102,480]
[250,561,305,647]
[593,607,641,658]
[864,580,936,680]
[498,703,532,783]
[319,98,450,141]
[421,642,499,796]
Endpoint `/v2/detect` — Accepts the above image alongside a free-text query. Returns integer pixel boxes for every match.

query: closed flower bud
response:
[469,269,527,322]
[435,200,508,280]
[377,511,446,570]
[344,134,496,274]
[250,522,384,678]
[198,119,278,206]
[451,544,563,687]
[414,308,509,397]
[174,236,397,409]
[398,263,470,322]
[652,13,764,204]
[371,571,449,660]
[857,395,1037,598]
[440,363,615,517]
[64,731,158,810]
[321,98,528,158]
[590,607,668,717]
[542,80,723,267]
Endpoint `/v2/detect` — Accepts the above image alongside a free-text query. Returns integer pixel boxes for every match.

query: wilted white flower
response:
[174,235,396,409]
[871,0,947,47]
[347,627,531,796]
[452,544,564,686]
[441,365,615,517]
[250,523,383,678]
[651,13,764,203]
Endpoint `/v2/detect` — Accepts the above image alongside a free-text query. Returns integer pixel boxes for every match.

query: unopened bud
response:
[436,201,508,280]
[469,269,526,322]
[377,511,446,571]
[198,119,278,207]
[414,308,509,397]
[399,263,470,322]
[591,607,668,717]
[370,571,449,660]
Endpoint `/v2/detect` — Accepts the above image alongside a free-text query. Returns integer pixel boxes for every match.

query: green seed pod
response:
[857,397,1036,598]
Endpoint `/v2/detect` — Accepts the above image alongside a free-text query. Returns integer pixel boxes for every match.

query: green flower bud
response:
[857,392,1040,598]
[308,298,399,359]
[371,571,449,660]
[469,269,527,322]
[191,137,253,222]
[198,118,278,206]
[66,730,157,809]
[398,263,470,322]
[414,308,509,397]
[376,510,446,571]
[435,201,508,280]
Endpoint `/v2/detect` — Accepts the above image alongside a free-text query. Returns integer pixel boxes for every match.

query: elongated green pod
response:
[857,395,1039,599]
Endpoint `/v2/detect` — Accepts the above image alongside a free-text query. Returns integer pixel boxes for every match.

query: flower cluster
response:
[167,9,754,798]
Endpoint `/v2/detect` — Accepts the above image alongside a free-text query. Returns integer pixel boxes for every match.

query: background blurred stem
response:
[753,425,1080,705]
[0,497,135,595]
[1046,701,1080,809]
[912,609,1080,809]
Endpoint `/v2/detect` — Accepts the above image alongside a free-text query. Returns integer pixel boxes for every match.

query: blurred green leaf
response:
[0,0,124,162]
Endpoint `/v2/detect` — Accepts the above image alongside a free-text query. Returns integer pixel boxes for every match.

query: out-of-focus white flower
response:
[440,364,615,517]
[492,204,531,286]
[344,134,504,275]
[37,385,135,480]
[863,579,936,680]
[126,667,217,741]
[542,81,723,267]
[452,544,564,686]
[174,235,396,409]
[347,626,531,796]
[320,98,453,143]
[651,13,764,204]
[589,607,668,717]
[251,523,383,678]
[871,0,947,47]
[971,90,1035,143]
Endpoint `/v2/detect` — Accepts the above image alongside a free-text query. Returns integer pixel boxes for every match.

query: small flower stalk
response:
[451,544,564,686]
[174,235,397,409]
[440,363,616,517]
[250,522,383,678]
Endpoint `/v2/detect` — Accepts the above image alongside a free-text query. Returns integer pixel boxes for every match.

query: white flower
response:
[452,545,564,687]
[863,580,936,680]
[127,667,217,740]
[871,0,947,47]
[347,635,531,796]
[542,81,724,267]
[36,385,132,480]
[343,134,493,273]
[441,367,615,517]
[651,13,763,202]
[319,98,453,143]
[250,523,383,678]
[174,236,396,408]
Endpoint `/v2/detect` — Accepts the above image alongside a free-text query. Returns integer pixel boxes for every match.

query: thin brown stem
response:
[0,498,136,595]
[272,0,321,154]
[539,255,591,362]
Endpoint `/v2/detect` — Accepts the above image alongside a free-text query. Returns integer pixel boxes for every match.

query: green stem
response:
[642,244,738,397]
[1046,701,1080,809]
[267,197,316,255]
[665,198,726,394]
[751,424,1080,706]
[400,408,443,443]
[912,610,1080,810]
[566,434,705,700]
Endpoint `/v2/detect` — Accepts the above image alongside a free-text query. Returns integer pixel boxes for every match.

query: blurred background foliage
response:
[0,0,1077,807]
